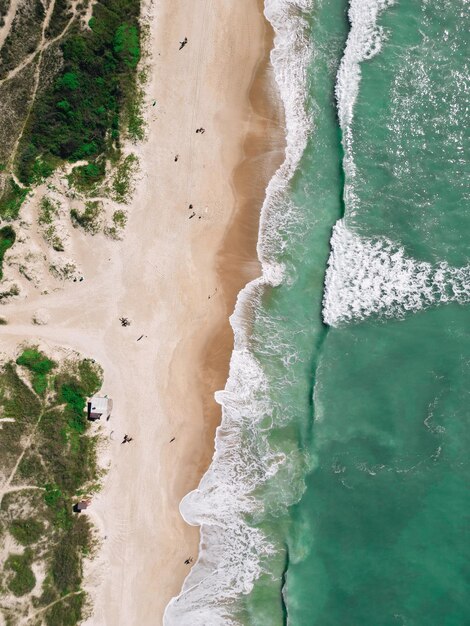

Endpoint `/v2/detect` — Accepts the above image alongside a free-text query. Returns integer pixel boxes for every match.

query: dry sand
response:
[0,0,284,623]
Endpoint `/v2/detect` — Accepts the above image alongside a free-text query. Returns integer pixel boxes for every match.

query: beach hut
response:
[86,396,112,421]
[73,500,90,513]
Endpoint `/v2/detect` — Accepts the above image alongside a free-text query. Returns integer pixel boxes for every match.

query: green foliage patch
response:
[0,350,104,622]
[10,518,44,545]
[16,348,56,395]
[17,0,142,189]
[70,200,103,234]
[110,153,138,202]
[0,178,29,220]
[38,196,60,225]
[45,590,85,626]
[5,549,36,596]
[0,225,15,279]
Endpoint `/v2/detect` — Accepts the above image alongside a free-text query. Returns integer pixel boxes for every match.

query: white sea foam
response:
[163,1,313,624]
[323,220,470,326]
[335,0,393,212]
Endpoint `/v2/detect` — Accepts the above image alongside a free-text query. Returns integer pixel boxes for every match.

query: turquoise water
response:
[165,1,469,624]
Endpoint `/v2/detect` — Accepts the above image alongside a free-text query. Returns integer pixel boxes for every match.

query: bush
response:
[16,348,56,395]
[70,200,103,233]
[60,383,86,433]
[51,517,90,594]
[45,590,84,626]
[6,550,36,596]
[78,359,102,396]
[0,178,29,220]
[0,225,15,280]
[10,518,44,545]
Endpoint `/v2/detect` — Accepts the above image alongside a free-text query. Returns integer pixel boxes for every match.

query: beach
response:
[0,0,283,623]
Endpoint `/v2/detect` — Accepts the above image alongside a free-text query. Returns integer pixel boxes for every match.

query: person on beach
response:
[179,37,187,50]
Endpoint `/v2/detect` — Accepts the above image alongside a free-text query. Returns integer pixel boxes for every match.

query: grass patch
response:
[38,196,60,225]
[10,518,44,545]
[70,200,103,234]
[38,197,64,250]
[110,153,138,202]
[0,178,29,220]
[16,348,56,396]
[78,359,103,396]
[6,549,36,596]
[67,162,105,194]
[0,225,16,280]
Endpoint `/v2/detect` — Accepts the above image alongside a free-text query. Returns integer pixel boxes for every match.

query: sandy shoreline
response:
[0,0,284,623]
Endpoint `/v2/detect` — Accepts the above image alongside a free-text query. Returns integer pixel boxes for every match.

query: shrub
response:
[6,550,36,596]
[16,348,56,395]
[78,359,102,396]
[0,225,15,280]
[0,178,29,220]
[38,196,59,225]
[70,200,102,234]
[10,518,44,545]
[45,590,84,626]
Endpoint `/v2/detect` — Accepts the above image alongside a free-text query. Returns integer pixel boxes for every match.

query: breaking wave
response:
[163,1,313,624]
[323,220,470,326]
[335,0,393,211]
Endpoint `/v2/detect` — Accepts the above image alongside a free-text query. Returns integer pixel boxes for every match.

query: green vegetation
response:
[0,283,19,302]
[16,348,56,395]
[10,519,44,545]
[43,225,65,252]
[104,209,128,240]
[112,209,127,228]
[67,162,105,193]
[0,225,15,279]
[44,589,85,626]
[0,349,103,621]
[38,196,59,225]
[5,549,36,596]
[110,153,138,202]
[70,200,103,234]
[0,178,29,220]
[16,0,142,190]
[38,198,65,250]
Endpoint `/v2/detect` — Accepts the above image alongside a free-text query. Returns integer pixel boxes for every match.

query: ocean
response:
[164,0,470,624]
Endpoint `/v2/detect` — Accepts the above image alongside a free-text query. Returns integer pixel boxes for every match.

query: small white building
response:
[86,396,112,421]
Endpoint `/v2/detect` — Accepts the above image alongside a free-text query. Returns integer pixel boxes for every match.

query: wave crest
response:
[323,220,470,326]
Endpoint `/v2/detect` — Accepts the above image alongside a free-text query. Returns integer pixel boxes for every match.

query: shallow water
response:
[165,0,470,623]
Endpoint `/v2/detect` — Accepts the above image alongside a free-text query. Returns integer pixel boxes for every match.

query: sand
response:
[0,0,284,623]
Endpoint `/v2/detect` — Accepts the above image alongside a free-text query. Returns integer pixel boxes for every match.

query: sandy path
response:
[0,0,284,623]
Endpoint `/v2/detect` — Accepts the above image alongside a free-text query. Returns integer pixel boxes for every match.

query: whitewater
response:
[163,1,314,623]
